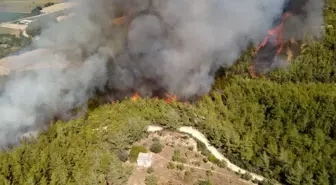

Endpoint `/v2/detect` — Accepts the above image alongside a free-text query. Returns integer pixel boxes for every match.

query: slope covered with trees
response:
[0,1,335,185]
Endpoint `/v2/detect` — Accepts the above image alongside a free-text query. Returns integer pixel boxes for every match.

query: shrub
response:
[198,179,214,185]
[193,161,201,166]
[172,150,181,162]
[207,154,218,164]
[259,179,276,185]
[129,145,148,162]
[180,157,187,163]
[145,175,158,185]
[217,160,227,168]
[176,164,184,171]
[116,150,129,162]
[147,167,154,174]
[206,170,212,177]
[184,171,192,180]
[152,137,160,142]
[167,162,175,169]
[150,142,163,153]
[241,173,253,181]
[44,2,55,7]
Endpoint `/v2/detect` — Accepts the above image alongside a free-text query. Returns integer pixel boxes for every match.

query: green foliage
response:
[207,155,227,168]
[152,137,160,143]
[44,2,55,7]
[184,170,192,181]
[0,34,31,58]
[197,179,214,185]
[150,142,163,153]
[241,173,253,181]
[167,162,175,169]
[206,170,212,177]
[145,175,158,185]
[172,150,181,162]
[147,167,154,174]
[129,145,148,162]
[215,0,336,84]
[0,3,334,185]
[31,6,42,16]
[176,164,184,171]
[207,154,218,164]
[116,150,129,162]
[197,78,336,184]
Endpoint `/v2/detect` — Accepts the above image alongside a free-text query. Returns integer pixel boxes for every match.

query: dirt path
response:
[147,125,266,183]
[153,153,241,179]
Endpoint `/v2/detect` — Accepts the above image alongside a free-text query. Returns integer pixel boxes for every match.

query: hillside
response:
[0,0,335,185]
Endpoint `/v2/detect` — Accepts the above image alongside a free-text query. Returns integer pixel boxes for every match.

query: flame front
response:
[131,92,140,101]
[250,12,296,78]
[128,92,188,105]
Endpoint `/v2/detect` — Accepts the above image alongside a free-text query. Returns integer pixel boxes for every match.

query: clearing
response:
[127,130,254,185]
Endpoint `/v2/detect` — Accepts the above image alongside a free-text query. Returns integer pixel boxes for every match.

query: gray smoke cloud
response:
[282,0,325,40]
[0,0,324,147]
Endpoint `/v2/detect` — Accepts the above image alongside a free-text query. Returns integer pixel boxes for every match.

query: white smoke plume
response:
[0,0,324,147]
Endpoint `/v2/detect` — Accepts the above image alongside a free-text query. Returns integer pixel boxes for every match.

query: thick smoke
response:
[0,0,325,147]
[253,0,325,74]
[282,0,325,40]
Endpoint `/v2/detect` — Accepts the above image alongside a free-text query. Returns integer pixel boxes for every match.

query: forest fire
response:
[128,92,190,105]
[250,11,297,78]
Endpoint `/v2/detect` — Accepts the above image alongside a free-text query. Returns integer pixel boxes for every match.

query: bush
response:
[147,167,154,174]
[129,145,148,162]
[176,164,184,171]
[145,175,158,185]
[116,150,129,162]
[152,137,160,142]
[207,154,218,163]
[150,142,163,153]
[241,173,253,181]
[44,2,55,7]
[197,179,214,185]
[193,161,201,166]
[31,6,42,15]
[184,171,192,181]
[172,150,181,162]
[180,157,187,163]
[206,170,212,177]
[259,179,276,185]
[217,160,227,168]
[167,162,175,169]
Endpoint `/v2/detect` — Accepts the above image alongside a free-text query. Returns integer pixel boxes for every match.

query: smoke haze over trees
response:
[0,0,326,147]
[0,0,335,184]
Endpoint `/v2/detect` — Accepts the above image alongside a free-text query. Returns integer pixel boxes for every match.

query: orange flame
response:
[255,12,292,55]
[251,12,293,78]
[249,64,258,79]
[164,93,178,104]
[131,92,140,101]
[112,16,128,25]
[127,92,189,105]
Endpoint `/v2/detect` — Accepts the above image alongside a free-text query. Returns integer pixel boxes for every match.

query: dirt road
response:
[147,125,267,182]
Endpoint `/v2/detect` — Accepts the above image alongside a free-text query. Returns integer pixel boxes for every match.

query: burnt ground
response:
[127,131,253,185]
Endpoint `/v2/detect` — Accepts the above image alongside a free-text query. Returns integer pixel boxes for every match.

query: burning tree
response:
[250,0,316,78]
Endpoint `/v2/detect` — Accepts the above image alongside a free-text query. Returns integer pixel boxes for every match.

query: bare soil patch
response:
[127,131,253,185]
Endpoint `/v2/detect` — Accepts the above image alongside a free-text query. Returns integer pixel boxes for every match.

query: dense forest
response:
[0,0,335,185]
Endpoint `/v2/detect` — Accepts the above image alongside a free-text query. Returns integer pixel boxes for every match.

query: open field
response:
[0,0,63,13]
